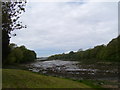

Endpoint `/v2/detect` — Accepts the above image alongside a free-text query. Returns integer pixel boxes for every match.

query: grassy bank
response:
[3,69,93,88]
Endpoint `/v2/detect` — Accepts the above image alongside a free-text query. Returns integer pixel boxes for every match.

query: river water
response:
[26,59,118,88]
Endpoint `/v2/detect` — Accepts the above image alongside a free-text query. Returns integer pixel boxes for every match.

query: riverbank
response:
[2,60,118,88]
[25,60,118,88]
[3,69,94,88]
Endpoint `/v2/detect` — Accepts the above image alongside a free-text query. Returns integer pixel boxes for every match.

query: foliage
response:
[48,35,120,62]
[2,1,27,33]
[2,1,27,65]
[6,44,36,64]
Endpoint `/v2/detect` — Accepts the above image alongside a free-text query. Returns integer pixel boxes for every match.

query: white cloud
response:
[27,0,119,2]
[11,1,118,56]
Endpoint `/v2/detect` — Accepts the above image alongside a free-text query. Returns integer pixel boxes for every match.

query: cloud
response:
[26,0,119,2]
[10,1,118,57]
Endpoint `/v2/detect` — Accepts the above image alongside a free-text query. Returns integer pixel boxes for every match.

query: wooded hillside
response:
[48,35,120,62]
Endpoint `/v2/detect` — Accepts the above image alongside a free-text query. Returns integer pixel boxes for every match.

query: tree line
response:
[48,35,120,62]
[5,43,36,65]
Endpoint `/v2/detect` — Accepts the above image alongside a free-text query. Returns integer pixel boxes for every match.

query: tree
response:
[2,1,27,64]
[77,48,83,52]
[69,51,74,54]
[7,47,23,64]
[47,35,120,62]
[9,43,17,50]
[6,44,37,64]
[22,50,36,62]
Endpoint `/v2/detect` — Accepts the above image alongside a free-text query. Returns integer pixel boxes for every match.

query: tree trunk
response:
[2,30,10,65]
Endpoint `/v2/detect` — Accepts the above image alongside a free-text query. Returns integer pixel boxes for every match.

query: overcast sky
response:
[10,0,118,57]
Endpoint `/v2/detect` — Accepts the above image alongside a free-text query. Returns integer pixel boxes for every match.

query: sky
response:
[10,0,118,57]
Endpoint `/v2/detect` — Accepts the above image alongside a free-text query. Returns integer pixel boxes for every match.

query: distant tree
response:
[103,36,120,61]
[2,1,27,64]
[78,48,83,52]
[47,36,120,62]
[69,51,74,54]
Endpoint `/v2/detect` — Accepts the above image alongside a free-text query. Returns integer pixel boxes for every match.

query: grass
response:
[2,69,93,88]
[77,80,102,88]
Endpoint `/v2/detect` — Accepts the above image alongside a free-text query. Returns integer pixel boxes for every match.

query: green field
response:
[2,69,92,88]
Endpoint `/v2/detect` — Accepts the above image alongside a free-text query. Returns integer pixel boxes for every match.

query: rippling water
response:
[31,60,79,70]
[25,60,118,88]
[27,60,117,79]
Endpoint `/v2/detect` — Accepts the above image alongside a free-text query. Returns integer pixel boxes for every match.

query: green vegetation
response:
[2,1,27,65]
[2,69,93,88]
[5,44,36,65]
[48,35,120,62]
[78,80,102,88]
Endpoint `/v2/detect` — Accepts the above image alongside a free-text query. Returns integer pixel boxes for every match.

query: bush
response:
[6,44,37,64]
